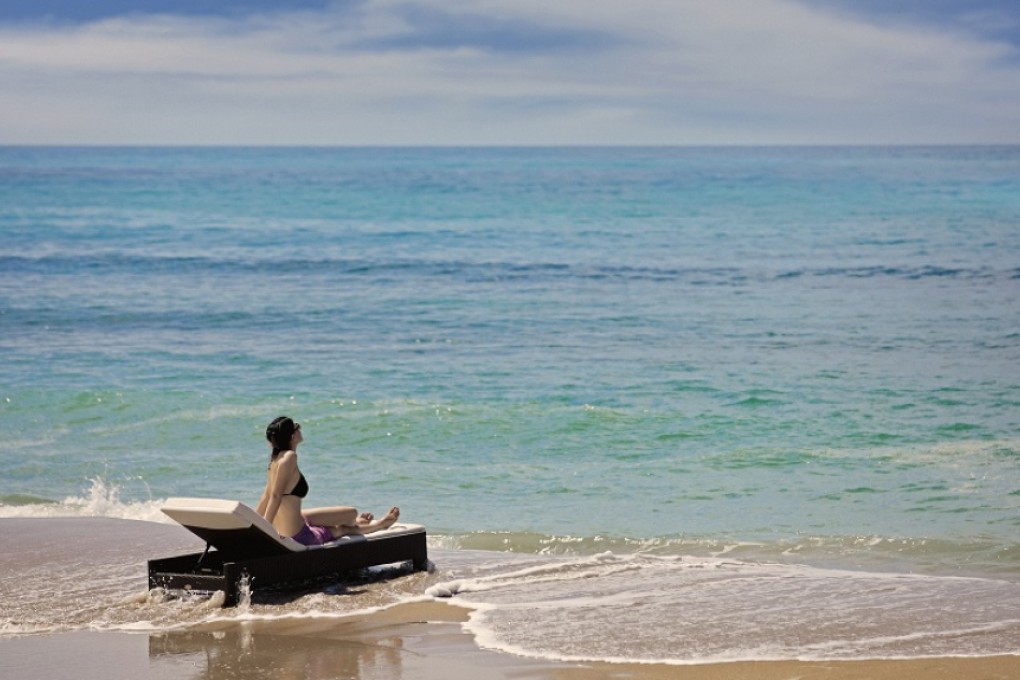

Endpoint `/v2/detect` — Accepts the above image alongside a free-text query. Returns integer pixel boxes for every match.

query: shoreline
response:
[2,517,1018,678]
[2,602,1018,680]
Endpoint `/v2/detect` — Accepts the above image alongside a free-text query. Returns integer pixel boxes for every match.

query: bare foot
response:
[333,507,400,536]
[362,507,400,534]
[379,506,399,528]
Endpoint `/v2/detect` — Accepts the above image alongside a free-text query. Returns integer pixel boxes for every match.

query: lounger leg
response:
[223,563,241,607]
[411,539,430,571]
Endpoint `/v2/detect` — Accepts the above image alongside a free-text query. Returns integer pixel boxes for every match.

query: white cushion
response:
[162,497,423,553]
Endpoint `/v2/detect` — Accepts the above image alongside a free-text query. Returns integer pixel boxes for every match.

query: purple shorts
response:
[291,521,333,546]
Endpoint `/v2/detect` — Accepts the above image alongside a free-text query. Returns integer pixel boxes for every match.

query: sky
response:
[1,0,1018,145]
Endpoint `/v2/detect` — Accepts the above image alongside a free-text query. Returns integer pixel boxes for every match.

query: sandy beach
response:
[1,601,1017,680]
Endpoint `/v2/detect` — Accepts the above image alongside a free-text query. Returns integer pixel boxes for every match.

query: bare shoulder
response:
[273,450,298,469]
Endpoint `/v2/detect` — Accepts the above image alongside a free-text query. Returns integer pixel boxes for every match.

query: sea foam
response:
[0,476,170,523]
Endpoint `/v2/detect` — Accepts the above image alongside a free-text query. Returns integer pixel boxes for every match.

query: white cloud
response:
[0,0,1018,144]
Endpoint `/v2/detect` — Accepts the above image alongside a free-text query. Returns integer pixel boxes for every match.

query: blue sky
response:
[1,0,1018,145]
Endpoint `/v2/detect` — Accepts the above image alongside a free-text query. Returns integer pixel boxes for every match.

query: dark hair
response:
[266,416,297,461]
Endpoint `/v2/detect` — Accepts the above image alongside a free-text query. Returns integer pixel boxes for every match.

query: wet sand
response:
[563,656,1020,680]
[0,518,1017,678]
[1,601,1017,679]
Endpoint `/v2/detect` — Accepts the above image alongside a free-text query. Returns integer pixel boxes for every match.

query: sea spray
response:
[0,476,170,522]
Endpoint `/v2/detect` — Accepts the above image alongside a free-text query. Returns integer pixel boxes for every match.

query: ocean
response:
[1,146,1018,665]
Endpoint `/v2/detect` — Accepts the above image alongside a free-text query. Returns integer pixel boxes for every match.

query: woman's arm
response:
[258,451,297,524]
[255,479,271,517]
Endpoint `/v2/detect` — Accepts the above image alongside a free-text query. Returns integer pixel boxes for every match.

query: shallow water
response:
[2,518,1018,664]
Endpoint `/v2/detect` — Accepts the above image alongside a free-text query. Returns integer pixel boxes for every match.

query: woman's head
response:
[266,416,301,457]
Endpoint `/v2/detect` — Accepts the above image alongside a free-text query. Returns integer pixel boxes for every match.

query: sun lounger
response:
[148,497,428,606]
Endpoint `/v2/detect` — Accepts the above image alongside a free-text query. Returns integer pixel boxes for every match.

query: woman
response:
[256,416,399,546]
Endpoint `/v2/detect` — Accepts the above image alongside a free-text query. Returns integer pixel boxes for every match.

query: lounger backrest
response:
[162,497,305,558]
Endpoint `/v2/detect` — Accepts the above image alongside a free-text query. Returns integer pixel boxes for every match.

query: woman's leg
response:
[311,506,400,538]
[302,505,359,528]
[303,505,400,538]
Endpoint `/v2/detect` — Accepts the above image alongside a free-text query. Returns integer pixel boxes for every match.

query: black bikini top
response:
[284,471,309,498]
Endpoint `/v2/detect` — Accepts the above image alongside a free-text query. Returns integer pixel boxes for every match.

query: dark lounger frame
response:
[148,525,429,606]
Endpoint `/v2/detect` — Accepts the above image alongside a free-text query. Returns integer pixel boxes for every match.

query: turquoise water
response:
[1,146,1019,576]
